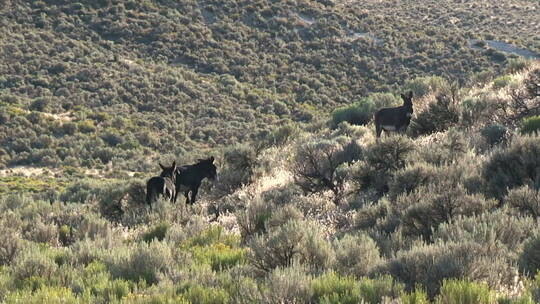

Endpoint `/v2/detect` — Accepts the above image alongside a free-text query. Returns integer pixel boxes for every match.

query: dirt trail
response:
[0,166,53,177]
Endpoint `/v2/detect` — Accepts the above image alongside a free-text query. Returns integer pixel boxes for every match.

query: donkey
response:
[374,91,414,139]
[174,157,217,205]
[145,161,177,209]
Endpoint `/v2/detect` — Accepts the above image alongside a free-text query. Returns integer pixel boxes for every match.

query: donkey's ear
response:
[159,163,165,170]
[209,156,214,163]
[400,93,407,100]
[408,91,413,99]
[172,161,176,168]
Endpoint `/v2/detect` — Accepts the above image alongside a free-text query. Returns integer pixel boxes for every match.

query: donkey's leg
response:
[184,190,190,205]
[173,187,179,203]
[169,188,176,203]
[148,191,154,210]
[400,125,408,135]
[146,189,151,207]
[165,188,171,202]
[190,187,199,205]
[375,122,382,139]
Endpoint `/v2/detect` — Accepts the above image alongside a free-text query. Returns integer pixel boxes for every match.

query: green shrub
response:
[266,204,304,230]
[332,122,371,139]
[434,210,536,254]
[0,226,24,266]
[257,123,299,149]
[248,219,333,273]
[311,272,362,304]
[180,226,245,271]
[526,271,540,303]
[520,116,540,135]
[237,197,273,239]
[183,226,240,248]
[354,200,390,231]
[505,186,540,217]
[506,58,530,74]
[11,246,58,289]
[358,275,404,304]
[264,265,313,303]
[105,242,176,285]
[352,135,415,194]
[142,222,169,242]
[69,261,131,302]
[498,295,534,304]
[385,241,513,297]
[332,103,370,127]
[365,135,415,171]
[461,97,499,126]
[388,162,438,200]
[331,93,398,127]
[122,292,188,304]
[405,76,450,98]
[333,233,382,278]
[492,75,514,90]
[410,129,470,166]
[69,239,107,266]
[481,124,508,147]
[26,220,58,246]
[98,279,132,303]
[483,136,540,199]
[519,235,540,276]
[435,279,494,304]
[75,214,115,241]
[190,243,246,271]
[220,273,261,304]
[292,138,354,203]
[409,93,460,137]
[214,144,260,196]
[77,120,96,133]
[182,285,230,304]
[400,183,497,240]
[29,98,50,112]
[401,286,430,304]
[4,286,79,304]
[164,216,208,246]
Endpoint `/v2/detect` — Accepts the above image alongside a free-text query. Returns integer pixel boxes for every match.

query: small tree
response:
[506,68,540,124]
[505,186,540,217]
[409,92,460,137]
[483,135,540,199]
[248,219,334,273]
[351,135,415,195]
[292,139,360,204]
[400,183,497,241]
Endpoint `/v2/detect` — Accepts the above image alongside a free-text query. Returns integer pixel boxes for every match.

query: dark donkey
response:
[174,157,217,205]
[374,91,414,139]
[145,161,177,209]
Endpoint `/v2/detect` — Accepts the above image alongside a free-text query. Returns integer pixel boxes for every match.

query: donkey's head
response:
[400,91,413,113]
[197,156,217,180]
[159,161,177,182]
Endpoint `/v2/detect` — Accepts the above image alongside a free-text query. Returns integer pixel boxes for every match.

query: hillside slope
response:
[1,0,539,173]
[0,62,539,302]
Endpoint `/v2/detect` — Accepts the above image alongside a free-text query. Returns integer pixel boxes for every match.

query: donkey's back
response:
[146,176,165,206]
[145,161,177,208]
[374,106,411,131]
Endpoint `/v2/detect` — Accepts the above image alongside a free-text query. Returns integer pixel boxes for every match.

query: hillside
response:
[1,0,539,175]
[1,0,540,302]
[0,57,540,302]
